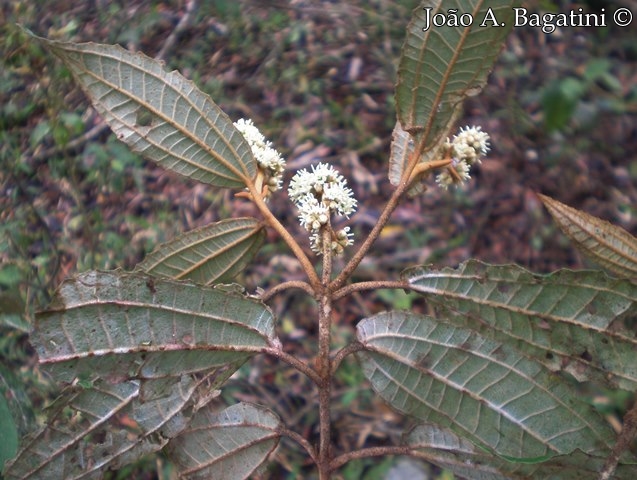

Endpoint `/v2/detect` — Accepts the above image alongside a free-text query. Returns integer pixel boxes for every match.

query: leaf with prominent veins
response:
[404,260,637,390]
[32,270,276,383]
[395,1,515,150]
[137,218,265,285]
[27,29,256,188]
[405,424,637,479]
[540,194,637,278]
[168,402,281,479]
[4,271,279,479]
[4,377,200,479]
[357,311,620,461]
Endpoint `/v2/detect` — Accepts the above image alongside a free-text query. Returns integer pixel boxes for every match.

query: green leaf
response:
[404,260,637,390]
[26,30,256,188]
[32,270,277,383]
[167,402,281,479]
[405,424,637,479]
[357,311,618,461]
[0,390,19,472]
[136,218,265,285]
[4,271,277,478]
[395,1,516,148]
[0,289,29,332]
[539,194,637,278]
[4,376,203,479]
[541,78,584,132]
[0,364,33,459]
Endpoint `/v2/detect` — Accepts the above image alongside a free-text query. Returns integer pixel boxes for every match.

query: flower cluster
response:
[435,125,490,189]
[289,163,357,255]
[234,118,285,195]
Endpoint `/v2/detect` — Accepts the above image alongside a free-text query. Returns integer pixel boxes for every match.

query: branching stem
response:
[407,157,452,184]
[248,184,321,289]
[280,427,319,464]
[334,280,410,300]
[599,393,637,480]
[330,446,414,471]
[330,342,365,375]
[331,146,430,290]
[263,347,322,386]
[260,280,315,303]
[317,226,335,479]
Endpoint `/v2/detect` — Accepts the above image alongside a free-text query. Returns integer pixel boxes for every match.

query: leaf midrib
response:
[55,43,252,184]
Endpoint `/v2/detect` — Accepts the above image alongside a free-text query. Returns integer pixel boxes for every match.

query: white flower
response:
[309,227,354,256]
[323,182,357,217]
[435,158,471,190]
[435,125,490,189]
[453,125,490,164]
[335,226,354,247]
[289,163,356,217]
[289,162,357,255]
[234,118,265,146]
[234,118,285,193]
[297,195,330,232]
[289,163,346,202]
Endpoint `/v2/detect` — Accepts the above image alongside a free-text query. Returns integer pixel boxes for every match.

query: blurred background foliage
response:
[1,0,636,478]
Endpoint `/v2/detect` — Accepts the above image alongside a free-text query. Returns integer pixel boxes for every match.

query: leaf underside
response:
[539,194,637,278]
[27,30,256,188]
[405,423,637,479]
[167,402,281,480]
[137,217,265,285]
[395,0,516,157]
[357,311,619,461]
[404,260,637,390]
[5,271,276,479]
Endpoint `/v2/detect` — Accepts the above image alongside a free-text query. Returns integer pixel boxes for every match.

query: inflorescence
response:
[289,163,357,255]
[235,118,487,254]
[234,118,286,196]
[435,125,490,189]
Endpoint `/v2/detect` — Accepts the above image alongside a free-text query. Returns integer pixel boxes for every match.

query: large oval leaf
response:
[539,194,637,278]
[404,260,637,390]
[357,311,618,461]
[136,218,265,285]
[405,424,637,480]
[5,376,202,480]
[32,270,277,383]
[5,271,278,479]
[167,402,281,479]
[27,30,256,188]
[396,1,516,149]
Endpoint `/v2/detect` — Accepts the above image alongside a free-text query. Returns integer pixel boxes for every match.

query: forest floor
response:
[2,1,637,478]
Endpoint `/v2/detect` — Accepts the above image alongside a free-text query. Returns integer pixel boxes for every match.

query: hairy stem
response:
[331,146,428,290]
[331,187,403,290]
[334,280,410,300]
[263,346,322,386]
[330,445,414,471]
[248,184,321,289]
[407,157,452,184]
[317,226,334,479]
[331,341,365,375]
[260,280,315,303]
[280,427,319,465]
